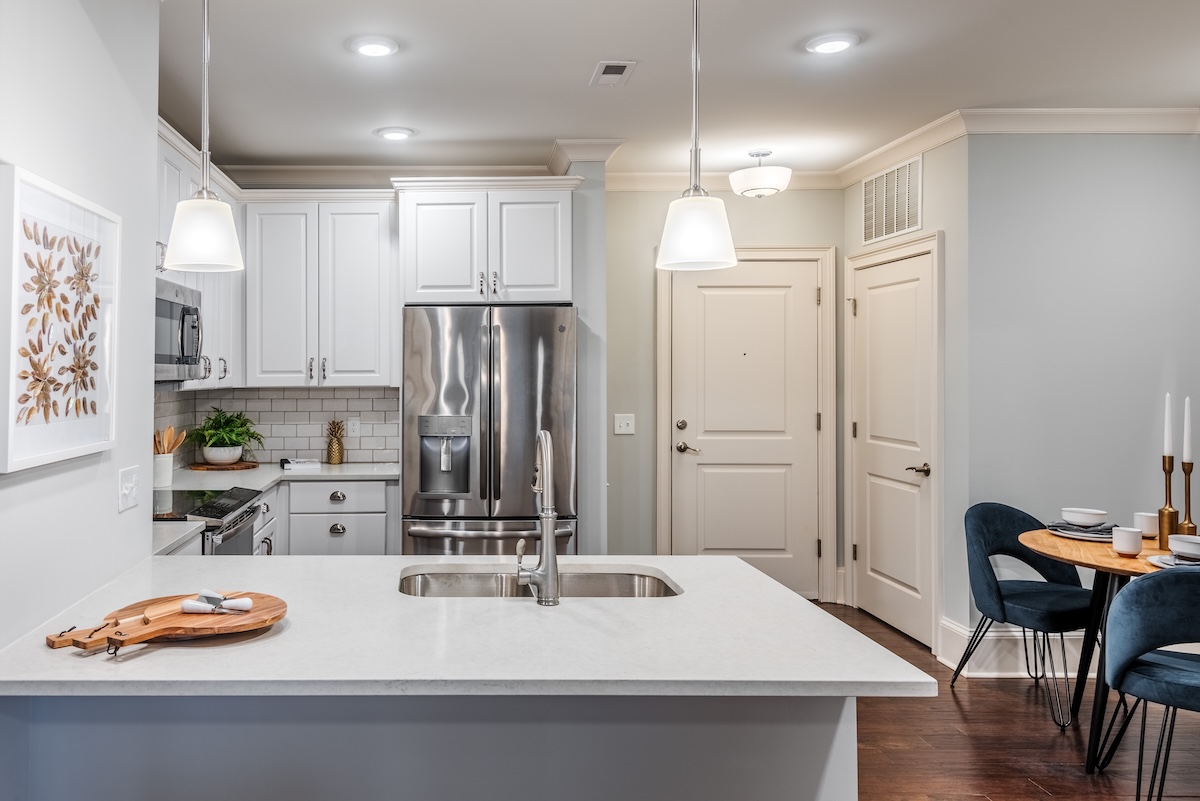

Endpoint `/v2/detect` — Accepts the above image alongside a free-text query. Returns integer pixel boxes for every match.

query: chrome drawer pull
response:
[330,491,347,502]
[330,524,347,535]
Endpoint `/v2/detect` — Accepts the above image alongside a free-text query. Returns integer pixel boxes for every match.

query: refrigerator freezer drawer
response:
[403,519,576,556]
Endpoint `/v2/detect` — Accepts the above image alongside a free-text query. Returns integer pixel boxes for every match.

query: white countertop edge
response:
[167,463,399,493]
[0,678,937,698]
[151,521,205,556]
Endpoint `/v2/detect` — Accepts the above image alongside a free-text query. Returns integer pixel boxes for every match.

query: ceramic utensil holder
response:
[153,453,174,489]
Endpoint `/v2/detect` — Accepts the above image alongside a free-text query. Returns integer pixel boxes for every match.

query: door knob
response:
[675,419,688,430]
[906,462,931,477]
[675,441,700,454]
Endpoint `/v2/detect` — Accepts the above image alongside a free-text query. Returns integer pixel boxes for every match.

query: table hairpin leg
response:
[1071,571,1109,721]
[1085,573,1130,774]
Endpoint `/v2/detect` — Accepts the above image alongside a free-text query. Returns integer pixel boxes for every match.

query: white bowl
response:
[1168,535,1200,560]
[1061,507,1106,527]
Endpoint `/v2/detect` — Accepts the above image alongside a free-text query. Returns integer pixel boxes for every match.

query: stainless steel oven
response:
[154,276,205,382]
[154,487,263,555]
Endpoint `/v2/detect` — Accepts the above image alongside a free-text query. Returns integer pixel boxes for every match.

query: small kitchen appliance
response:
[154,276,205,382]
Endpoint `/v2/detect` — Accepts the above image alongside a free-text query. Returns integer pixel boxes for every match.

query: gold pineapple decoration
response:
[326,420,345,465]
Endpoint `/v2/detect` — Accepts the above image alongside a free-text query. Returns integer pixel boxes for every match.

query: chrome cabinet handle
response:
[261,503,270,515]
[906,463,932,477]
[675,441,700,453]
[218,357,228,380]
[492,271,498,293]
[329,524,346,535]
[155,241,166,271]
[321,357,327,380]
[479,271,486,295]
[201,355,212,379]
[308,357,314,379]
[264,537,273,555]
[330,490,347,502]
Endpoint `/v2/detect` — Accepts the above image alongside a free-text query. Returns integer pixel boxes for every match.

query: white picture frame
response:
[0,165,120,472]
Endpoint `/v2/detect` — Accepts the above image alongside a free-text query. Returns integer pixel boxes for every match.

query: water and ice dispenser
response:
[417,415,473,496]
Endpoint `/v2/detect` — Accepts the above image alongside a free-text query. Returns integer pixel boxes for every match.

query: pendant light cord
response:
[199,0,213,198]
[686,0,705,196]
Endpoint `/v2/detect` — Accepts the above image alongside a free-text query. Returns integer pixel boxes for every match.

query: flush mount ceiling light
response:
[656,0,737,272]
[374,127,414,141]
[162,0,243,273]
[347,35,399,57]
[805,32,860,54]
[729,150,792,198]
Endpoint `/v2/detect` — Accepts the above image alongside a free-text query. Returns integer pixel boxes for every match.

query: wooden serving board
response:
[46,594,192,649]
[188,461,259,471]
[104,592,287,651]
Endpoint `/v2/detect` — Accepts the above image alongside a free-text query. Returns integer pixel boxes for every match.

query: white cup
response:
[1133,512,1158,537]
[1112,526,1143,558]
[153,453,174,489]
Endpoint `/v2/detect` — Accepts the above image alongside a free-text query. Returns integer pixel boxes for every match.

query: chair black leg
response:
[1038,631,1073,728]
[951,617,994,686]
[1141,704,1178,801]
[1097,692,1141,771]
[1023,628,1047,680]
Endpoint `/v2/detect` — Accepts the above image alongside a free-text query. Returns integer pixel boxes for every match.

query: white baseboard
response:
[936,617,1095,679]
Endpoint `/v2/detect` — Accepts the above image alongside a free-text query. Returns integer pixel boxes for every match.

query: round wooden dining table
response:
[1018,528,1170,773]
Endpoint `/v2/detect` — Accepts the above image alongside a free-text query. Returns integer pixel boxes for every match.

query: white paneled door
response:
[670,260,820,598]
[850,250,935,644]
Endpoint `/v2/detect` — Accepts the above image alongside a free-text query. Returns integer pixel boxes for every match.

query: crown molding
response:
[548,139,626,175]
[236,187,397,203]
[157,118,240,195]
[606,171,844,192]
[836,111,968,188]
[390,175,585,192]
[959,107,1200,134]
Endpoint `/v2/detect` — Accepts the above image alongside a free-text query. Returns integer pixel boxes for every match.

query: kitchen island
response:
[0,555,934,801]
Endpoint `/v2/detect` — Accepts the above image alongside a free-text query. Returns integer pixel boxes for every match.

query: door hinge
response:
[853,543,858,561]
[816,412,822,431]
[817,538,822,558]
[850,298,857,316]
[852,421,857,438]
[816,287,821,305]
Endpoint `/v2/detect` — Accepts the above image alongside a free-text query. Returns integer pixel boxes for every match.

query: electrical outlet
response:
[118,465,139,512]
[614,414,635,435]
[347,418,361,437]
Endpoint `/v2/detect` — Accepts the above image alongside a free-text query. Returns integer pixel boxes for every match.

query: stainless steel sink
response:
[398,567,680,598]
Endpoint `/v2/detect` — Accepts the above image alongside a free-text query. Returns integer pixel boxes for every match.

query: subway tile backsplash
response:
[153,386,401,466]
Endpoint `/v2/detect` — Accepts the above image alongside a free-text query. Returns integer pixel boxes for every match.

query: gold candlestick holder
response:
[1181,461,1197,536]
[1160,455,1179,550]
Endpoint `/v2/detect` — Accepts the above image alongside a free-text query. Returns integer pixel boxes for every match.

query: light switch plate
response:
[118,465,139,512]
[614,414,635,435]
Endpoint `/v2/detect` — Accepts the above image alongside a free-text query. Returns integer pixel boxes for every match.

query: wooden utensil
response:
[46,594,191,649]
[104,592,287,652]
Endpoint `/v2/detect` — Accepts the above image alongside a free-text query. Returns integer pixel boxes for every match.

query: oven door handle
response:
[206,504,261,554]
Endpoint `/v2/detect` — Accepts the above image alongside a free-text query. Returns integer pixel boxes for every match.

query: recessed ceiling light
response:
[347,35,399,57]
[374,127,414,141]
[805,33,860,54]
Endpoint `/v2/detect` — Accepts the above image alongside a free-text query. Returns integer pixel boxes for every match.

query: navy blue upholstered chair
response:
[1103,567,1200,800]
[950,502,1092,727]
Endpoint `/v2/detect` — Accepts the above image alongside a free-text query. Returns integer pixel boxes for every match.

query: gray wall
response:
[606,188,844,554]
[966,133,1200,609]
[0,0,159,648]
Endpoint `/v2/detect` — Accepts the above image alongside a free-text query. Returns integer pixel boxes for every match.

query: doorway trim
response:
[655,246,838,602]
[843,230,944,642]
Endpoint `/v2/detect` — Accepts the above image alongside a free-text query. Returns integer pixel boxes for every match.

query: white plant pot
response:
[202,445,243,465]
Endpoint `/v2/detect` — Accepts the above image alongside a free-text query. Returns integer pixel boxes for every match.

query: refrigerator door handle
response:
[479,318,490,502]
[492,322,502,503]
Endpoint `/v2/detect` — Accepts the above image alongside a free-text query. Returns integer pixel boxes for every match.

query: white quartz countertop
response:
[151,521,205,556]
[166,462,399,492]
[0,555,935,698]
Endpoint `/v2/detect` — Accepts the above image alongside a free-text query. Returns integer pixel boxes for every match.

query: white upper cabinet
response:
[246,202,393,387]
[156,134,244,390]
[401,187,573,304]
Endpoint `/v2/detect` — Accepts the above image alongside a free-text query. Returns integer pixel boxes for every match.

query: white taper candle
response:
[1165,393,1173,457]
[1185,396,1192,463]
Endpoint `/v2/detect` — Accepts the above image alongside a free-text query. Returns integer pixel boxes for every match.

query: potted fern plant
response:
[188,407,265,465]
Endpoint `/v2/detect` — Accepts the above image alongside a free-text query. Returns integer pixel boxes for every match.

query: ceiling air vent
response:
[863,156,921,245]
[590,61,637,87]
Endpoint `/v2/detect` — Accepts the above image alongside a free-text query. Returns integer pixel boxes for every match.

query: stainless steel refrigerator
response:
[401,305,577,555]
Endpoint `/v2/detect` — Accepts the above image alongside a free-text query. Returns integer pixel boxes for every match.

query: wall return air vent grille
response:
[863,157,921,244]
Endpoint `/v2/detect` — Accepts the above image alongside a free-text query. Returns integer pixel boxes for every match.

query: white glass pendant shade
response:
[162,198,244,272]
[728,165,792,198]
[656,196,737,271]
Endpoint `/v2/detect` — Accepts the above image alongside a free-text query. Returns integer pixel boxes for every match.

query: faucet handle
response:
[515,538,527,569]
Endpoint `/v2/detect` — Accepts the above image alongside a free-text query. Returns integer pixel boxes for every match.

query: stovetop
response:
[153,489,227,521]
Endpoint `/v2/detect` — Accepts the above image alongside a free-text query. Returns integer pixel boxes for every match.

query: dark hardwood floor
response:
[819,604,1200,800]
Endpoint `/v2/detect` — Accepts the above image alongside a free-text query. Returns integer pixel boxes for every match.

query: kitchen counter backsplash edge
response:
[168,463,399,493]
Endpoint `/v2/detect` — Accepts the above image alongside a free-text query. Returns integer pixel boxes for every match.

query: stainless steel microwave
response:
[154,277,205,382]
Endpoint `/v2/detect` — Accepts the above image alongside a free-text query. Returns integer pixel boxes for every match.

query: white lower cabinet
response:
[288,480,386,555]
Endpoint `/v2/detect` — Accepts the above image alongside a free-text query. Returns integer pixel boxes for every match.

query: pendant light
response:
[729,150,792,198]
[162,0,244,273]
[655,0,736,271]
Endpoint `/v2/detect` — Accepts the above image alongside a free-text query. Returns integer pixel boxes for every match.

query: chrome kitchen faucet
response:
[516,430,559,605]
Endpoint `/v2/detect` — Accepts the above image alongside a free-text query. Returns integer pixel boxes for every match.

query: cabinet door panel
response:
[488,190,571,303]
[319,203,392,386]
[246,203,318,386]
[403,192,488,303]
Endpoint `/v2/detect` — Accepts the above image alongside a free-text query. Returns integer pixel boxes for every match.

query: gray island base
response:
[0,555,934,801]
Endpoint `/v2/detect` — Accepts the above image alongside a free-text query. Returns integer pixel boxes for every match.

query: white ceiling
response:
[158,0,1200,187]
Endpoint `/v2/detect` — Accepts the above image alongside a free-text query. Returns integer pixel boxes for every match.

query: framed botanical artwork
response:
[0,166,120,472]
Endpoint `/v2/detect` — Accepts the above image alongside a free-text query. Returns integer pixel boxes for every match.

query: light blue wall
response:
[0,0,160,648]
